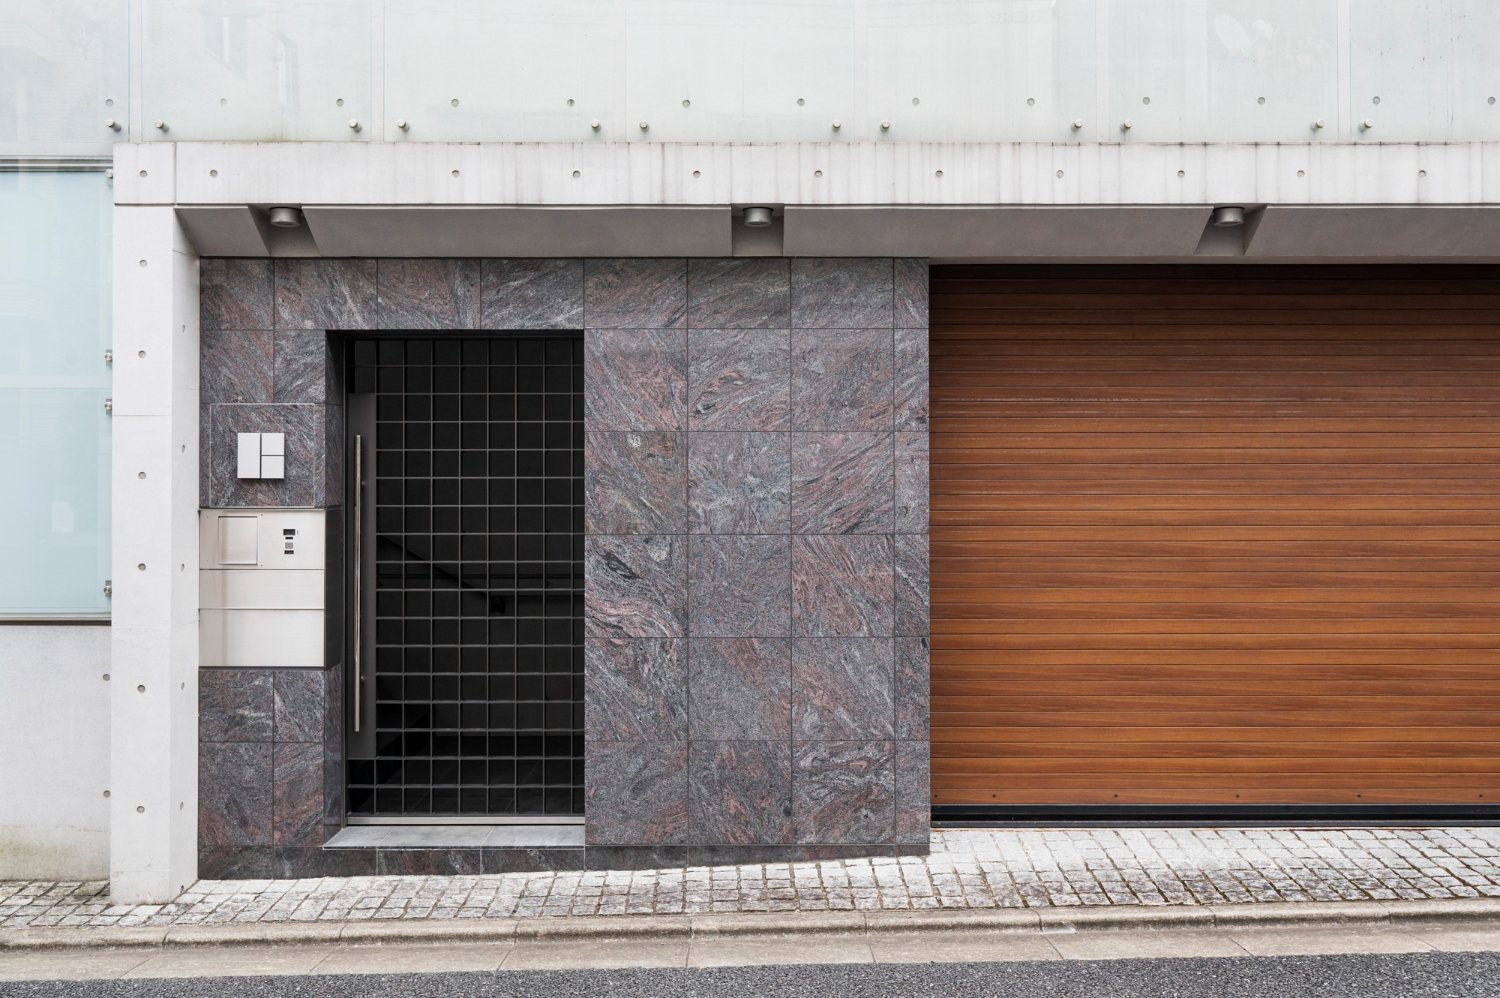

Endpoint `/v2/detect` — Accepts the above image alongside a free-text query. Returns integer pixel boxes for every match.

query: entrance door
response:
[930,266,1500,814]
[345,335,584,818]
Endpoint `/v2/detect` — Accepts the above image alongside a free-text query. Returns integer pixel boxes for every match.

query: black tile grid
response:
[345,336,585,816]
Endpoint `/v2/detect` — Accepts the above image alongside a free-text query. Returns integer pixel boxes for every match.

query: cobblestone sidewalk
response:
[6,827,1500,929]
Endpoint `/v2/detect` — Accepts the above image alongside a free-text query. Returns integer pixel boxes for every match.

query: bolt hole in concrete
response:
[139,170,146,177]
[136,685,145,693]
[137,471,145,479]
[137,563,145,570]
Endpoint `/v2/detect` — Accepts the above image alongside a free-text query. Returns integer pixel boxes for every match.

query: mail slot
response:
[199,509,327,668]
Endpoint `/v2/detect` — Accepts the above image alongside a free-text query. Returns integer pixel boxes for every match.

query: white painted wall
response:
[0,626,111,880]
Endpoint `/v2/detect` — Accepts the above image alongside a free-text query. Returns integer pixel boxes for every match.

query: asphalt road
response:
[0,953,1495,998]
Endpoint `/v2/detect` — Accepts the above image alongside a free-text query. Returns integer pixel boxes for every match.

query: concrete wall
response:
[0,626,111,880]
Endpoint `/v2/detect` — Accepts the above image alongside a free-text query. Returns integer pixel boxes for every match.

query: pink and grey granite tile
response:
[201,330,273,403]
[584,637,688,740]
[792,740,895,844]
[687,258,791,328]
[894,328,929,430]
[481,259,584,329]
[584,741,689,845]
[688,431,791,534]
[791,432,894,534]
[689,741,793,844]
[208,403,328,507]
[688,329,790,431]
[791,258,893,329]
[199,670,273,742]
[687,534,791,637]
[584,329,687,429]
[584,535,687,638]
[687,637,791,740]
[584,431,687,534]
[272,670,325,743]
[377,850,485,875]
[199,405,211,507]
[198,845,274,880]
[585,259,687,329]
[583,845,690,870]
[271,742,324,847]
[274,847,376,878]
[791,329,894,431]
[895,534,929,636]
[199,742,272,847]
[791,638,895,740]
[376,259,481,329]
[201,259,274,331]
[894,259,929,329]
[274,259,377,330]
[792,535,894,638]
[895,432,929,534]
[895,739,931,846]
[322,403,345,513]
[895,637,930,740]
[272,330,333,403]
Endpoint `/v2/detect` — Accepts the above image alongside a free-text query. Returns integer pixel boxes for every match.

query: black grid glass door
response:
[346,335,584,817]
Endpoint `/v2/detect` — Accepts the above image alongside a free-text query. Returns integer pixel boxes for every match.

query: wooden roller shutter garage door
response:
[930,266,1500,808]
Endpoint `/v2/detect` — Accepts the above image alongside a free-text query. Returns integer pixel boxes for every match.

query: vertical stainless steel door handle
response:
[353,433,362,733]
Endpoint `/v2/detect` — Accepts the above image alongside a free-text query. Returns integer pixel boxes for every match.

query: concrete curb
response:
[4,897,1500,951]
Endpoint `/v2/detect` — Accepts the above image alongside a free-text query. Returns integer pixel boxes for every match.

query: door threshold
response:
[327,824,585,850]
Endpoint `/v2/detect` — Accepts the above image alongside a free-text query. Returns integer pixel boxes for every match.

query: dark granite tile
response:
[585,259,687,329]
[895,637,931,740]
[273,847,377,878]
[272,741,323,847]
[688,637,791,741]
[584,741,689,846]
[209,403,328,507]
[584,535,687,638]
[792,535,894,638]
[894,328,929,430]
[687,534,791,638]
[895,432,929,534]
[322,666,345,825]
[791,638,895,740]
[584,431,686,534]
[895,739,932,846]
[198,669,273,742]
[199,741,272,847]
[273,330,332,403]
[584,329,687,430]
[377,849,485,875]
[689,741,793,845]
[272,670,325,743]
[201,330,273,403]
[686,844,892,865]
[791,329,894,431]
[275,259,377,330]
[585,637,688,741]
[688,431,790,534]
[377,259,481,329]
[323,403,345,513]
[482,848,587,873]
[895,534,929,637]
[199,405,211,507]
[894,842,931,857]
[792,740,895,845]
[791,432,894,535]
[198,845,275,880]
[687,329,790,431]
[481,259,584,329]
[201,259,274,332]
[687,259,791,328]
[894,259,929,329]
[583,846,690,871]
[791,259,893,329]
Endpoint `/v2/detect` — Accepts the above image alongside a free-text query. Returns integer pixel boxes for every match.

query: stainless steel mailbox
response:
[199,509,327,668]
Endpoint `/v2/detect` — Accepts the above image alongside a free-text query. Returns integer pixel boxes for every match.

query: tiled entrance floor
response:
[5,827,1500,928]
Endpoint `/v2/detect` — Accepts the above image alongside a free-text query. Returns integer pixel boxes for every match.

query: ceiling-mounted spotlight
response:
[742,206,774,228]
[269,206,305,228]
[1211,206,1245,227]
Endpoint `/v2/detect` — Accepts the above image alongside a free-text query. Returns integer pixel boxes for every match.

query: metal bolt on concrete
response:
[4,828,1500,929]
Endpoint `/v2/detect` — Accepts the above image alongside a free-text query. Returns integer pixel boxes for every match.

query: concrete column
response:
[109,206,200,902]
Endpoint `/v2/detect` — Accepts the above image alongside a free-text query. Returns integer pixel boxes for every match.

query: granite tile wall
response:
[197,256,928,874]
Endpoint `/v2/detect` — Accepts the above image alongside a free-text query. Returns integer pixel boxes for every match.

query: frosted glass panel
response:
[0,0,130,147]
[0,172,112,613]
[141,0,372,141]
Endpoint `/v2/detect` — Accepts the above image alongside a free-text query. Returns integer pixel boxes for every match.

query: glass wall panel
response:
[0,0,130,148]
[141,0,372,141]
[0,172,112,613]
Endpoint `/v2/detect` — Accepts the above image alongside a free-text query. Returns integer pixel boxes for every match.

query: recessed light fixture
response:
[1211,206,1245,227]
[742,206,774,228]
[269,206,304,228]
